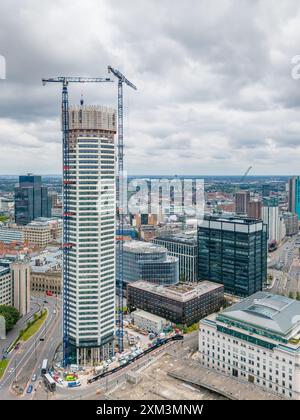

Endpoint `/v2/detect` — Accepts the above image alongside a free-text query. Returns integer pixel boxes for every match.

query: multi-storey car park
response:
[199,292,300,399]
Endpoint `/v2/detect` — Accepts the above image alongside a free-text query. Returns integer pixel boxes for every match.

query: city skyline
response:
[1,1,300,175]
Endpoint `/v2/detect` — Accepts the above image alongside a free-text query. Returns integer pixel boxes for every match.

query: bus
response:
[41,359,48,375]
[44,373,56,392]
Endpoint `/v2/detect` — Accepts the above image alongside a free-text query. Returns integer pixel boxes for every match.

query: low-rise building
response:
[0,227,24,244]
[127,280,224,326]
[132,309,168,334]
[199,292,300,400]
[30,248,62,294]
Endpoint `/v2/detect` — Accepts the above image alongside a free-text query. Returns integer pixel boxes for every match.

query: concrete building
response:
[262,197,282,244]
[153,232,198,282]
[0,315,6,339]
[127,280,224,326]
[23,221,52,247]
[283,212,299,236]
[14,174,52,226]
[11,260,31,316]
[119,241,179,290]
[132,309,168,334]
[248,201,262,219]
[199,292,300,400]
[64,104,116,365]
[235,191,250,215]
[288,176,300,221]
[198,215,267,297]
[0,265,12,306]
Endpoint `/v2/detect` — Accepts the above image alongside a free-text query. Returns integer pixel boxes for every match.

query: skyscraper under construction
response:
[63,102,116,365]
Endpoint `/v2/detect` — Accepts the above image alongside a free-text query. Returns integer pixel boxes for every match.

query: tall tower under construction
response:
[63,103,116,365]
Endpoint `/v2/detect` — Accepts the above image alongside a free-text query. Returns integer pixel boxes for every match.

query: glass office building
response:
[153,232,198,282]
[198,215,267,297]
[118,241,179,289]
[15,175,52,225]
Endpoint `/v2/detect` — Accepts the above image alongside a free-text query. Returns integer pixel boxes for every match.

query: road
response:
[267,235,300,296]
[0,295,61,400]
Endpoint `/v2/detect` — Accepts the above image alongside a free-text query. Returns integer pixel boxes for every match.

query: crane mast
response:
[108,66,137,353]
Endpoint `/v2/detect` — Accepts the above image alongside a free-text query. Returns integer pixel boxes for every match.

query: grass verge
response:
[0,359,9,379]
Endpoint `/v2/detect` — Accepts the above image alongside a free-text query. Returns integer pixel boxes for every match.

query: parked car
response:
[31,374,37,382]
[27,385,33,394]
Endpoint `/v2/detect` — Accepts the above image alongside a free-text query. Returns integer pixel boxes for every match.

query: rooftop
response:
[220,291,300,337]
[128,280,223,302]
[124,240,166,254]
[154,232,197,246]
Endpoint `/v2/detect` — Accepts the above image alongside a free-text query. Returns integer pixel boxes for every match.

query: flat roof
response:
[220,291,300,336]
[128,280,223,302]
[133,309,167,323]
[124,240,166,254]
[154,232,197,246]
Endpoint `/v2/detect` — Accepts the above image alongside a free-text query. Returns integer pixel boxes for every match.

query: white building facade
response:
[65,105,116,365]
[199,292,300,399]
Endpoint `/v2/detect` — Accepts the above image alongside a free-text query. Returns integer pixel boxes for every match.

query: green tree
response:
[0,305,20,331]
[296,292,300,301]
[289,291,295,300]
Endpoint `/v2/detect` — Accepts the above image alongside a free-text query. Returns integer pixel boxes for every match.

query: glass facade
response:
[15,175,52,225]
[198,216,267,297]
[118,241,179,289]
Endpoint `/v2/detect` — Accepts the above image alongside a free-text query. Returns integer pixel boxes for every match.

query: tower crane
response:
[42,76,113,367]
[108,66,137,353]
[240,165,253,184]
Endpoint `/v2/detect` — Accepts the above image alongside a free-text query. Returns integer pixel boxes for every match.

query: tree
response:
[0,305,20,331]
[296,292,300,301]
[289,291,295,300]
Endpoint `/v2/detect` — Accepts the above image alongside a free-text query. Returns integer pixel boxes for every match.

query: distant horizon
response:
[0,174,294,178]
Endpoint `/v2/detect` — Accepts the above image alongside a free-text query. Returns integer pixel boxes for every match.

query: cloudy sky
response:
[0,0,300,175]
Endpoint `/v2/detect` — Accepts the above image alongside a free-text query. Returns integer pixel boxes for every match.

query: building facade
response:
[11,260,31,316]
[235,191,250,215]
[198,216,267,297]
[64,104,116,365]
[14,175,52,225]
[0,265,12,306]
[119,241,179,289]
[288,176,300,221]
[132,309,168,334]
[127,280,224,326]
[283,212,299,236]
[153,232,198,282]
[262,197,282,244]
[248,201,262,219]
[199,292,300,400]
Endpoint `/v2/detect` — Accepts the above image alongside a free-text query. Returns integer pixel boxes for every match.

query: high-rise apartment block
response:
[15,175,52,225]
[198,215,267,297]
[235,191,250,215]
[283,212,299,236]
[288,177,300,221]
[248,200,262,219]
[11,259,31,317]
[64,104,116,365]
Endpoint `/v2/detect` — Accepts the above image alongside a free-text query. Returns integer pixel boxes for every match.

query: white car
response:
[31,374,37,382]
